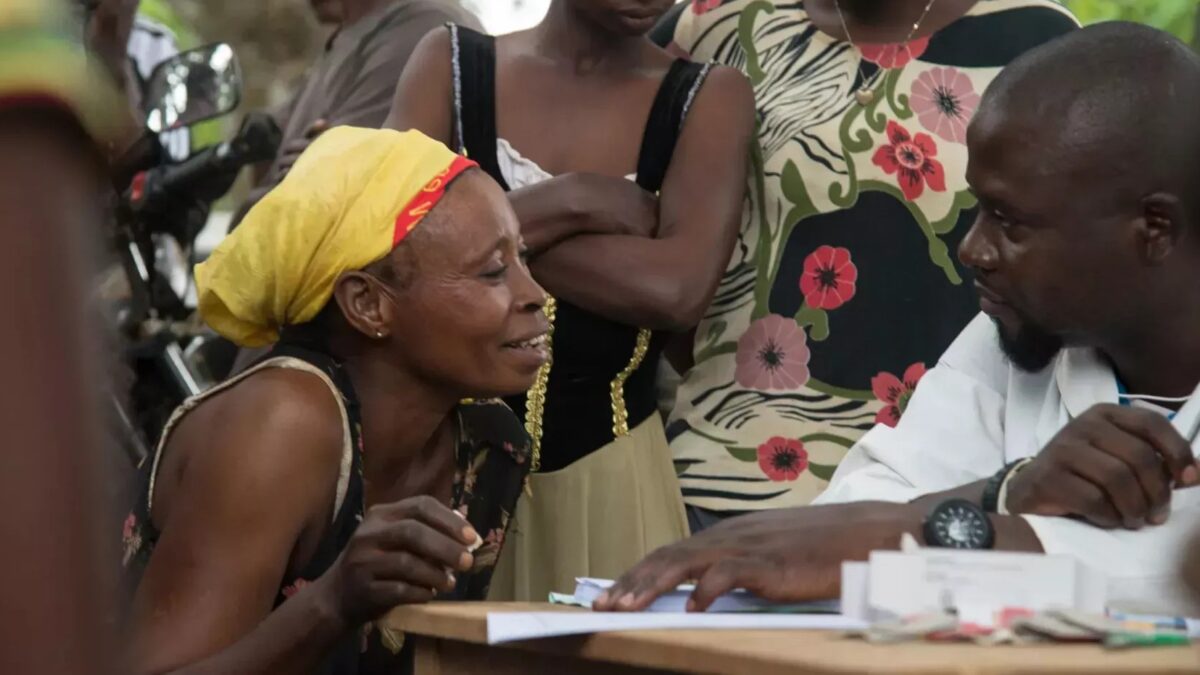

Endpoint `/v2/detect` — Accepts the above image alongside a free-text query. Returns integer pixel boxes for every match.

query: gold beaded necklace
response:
[522,297,653,476]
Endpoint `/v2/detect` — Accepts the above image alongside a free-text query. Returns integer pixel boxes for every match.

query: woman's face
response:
[369,171,549,399]
[568,0,675,36]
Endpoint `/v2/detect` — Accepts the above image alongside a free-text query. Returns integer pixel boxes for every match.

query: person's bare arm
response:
[592,500,1043,613]
[127,370,350,674]
[529,66,755,331]
[129,369,478,675]
[384,29,664,255]
[383,27,454,146]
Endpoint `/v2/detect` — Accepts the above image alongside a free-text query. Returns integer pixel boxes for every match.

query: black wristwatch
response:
[922,499,995,549]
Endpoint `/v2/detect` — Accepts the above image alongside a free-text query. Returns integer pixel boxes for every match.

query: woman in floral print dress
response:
[650,0,1079,530]
[120,129,547,675]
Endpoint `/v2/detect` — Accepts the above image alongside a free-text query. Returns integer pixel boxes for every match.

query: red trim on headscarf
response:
[393,154,477,246]
[0,92,74,114]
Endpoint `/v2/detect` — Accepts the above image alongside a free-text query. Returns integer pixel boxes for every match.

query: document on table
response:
[486,611,867,644]
[564,577,840,614]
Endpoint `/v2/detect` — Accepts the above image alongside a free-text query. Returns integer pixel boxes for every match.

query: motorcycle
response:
[107,43,281,463]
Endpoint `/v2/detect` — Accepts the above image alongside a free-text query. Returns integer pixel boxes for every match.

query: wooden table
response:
[382,602,1199,675]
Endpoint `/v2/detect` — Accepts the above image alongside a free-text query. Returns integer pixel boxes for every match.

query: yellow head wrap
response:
[196,126,476,347]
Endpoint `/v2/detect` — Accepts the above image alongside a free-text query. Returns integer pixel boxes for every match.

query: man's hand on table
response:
[1006,404,1200,530]
[592,502,924,613]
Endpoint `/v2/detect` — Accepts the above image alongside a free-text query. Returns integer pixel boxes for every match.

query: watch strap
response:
[996,458,1034,516]
[982,458,1031,513]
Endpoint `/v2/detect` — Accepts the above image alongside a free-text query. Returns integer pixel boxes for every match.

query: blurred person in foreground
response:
[596,23,1200,617]
[387,0,755,600]
[233,0,481,224]
[123,127,547,674]
[0,1,127,674]
[650,0,1078,532]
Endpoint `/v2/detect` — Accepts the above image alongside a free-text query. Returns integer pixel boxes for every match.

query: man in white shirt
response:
[594,21,1200,616]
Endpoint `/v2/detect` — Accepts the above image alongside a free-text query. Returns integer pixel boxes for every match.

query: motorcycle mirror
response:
[144,43,242,134]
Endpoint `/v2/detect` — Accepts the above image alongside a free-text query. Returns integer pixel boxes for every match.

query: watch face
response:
[928,500,991,549]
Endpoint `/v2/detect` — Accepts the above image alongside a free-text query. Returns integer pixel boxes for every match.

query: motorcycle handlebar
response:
[132,112,282,217]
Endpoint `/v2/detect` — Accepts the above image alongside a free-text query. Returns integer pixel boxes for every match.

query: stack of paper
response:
[559,577,840,614]
[487,611,865,644]
[840,535,1106,626]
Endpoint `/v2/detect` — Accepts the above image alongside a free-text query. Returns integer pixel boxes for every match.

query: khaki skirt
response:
[488,414,689,601]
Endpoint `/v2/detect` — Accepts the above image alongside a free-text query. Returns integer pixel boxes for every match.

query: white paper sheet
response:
[568,578,840,614]
[486,611,867,644]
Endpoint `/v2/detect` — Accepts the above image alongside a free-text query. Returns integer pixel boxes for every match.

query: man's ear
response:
[1137,192,1187,264]
[332,271,392,339]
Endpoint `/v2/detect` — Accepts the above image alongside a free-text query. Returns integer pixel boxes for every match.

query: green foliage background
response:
[1064,0,1198,45]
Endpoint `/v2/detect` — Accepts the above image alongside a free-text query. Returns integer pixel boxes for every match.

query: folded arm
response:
[530,66,755,332]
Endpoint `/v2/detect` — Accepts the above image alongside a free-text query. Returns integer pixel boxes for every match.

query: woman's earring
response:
[376,331,384,339]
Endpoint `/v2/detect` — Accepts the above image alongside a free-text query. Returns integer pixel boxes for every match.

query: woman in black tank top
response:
[121,130,546,675]
[387,0,756,600]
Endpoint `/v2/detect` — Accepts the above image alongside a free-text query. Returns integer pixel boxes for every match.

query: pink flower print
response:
[910,67,981,144]
[735,315,811,391]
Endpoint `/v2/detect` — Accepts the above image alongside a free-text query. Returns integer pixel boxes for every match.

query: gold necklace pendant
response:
[855,87,875,106]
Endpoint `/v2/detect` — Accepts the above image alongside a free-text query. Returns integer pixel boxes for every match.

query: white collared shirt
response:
[815,314,1200,615]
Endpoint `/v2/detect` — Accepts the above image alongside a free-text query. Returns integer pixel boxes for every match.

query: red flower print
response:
[757,437,809,482]
[122,513,136,541]
[871,120,946,202]
[734,314,811,391]
[282,578,312,599]
[872,362,928,427]
[911,67,981,144]
[692,0,722,13]
[858,36,930,69]
[800,246,858,310]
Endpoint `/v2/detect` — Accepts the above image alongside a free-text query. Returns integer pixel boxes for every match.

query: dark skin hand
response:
[128,371,477,674]
[900,404,1200,530]
[387,20,755,331]
[1004,404,1199,530]
[592,499,1042,613]
[593,401,1200,613]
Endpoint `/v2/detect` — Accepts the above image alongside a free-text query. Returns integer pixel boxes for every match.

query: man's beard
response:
[994,317,1064,373]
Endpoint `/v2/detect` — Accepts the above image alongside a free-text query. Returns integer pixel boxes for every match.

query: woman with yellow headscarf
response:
[121,126,548,675]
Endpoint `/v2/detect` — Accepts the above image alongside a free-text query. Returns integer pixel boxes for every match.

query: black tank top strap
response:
[448,23,508,189]
[635,59,714,193]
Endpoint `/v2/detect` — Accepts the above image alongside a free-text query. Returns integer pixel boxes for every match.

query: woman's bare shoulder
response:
[163,367,348,510]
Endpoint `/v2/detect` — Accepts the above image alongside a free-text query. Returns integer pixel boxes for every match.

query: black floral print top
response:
[120,343,531,675]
